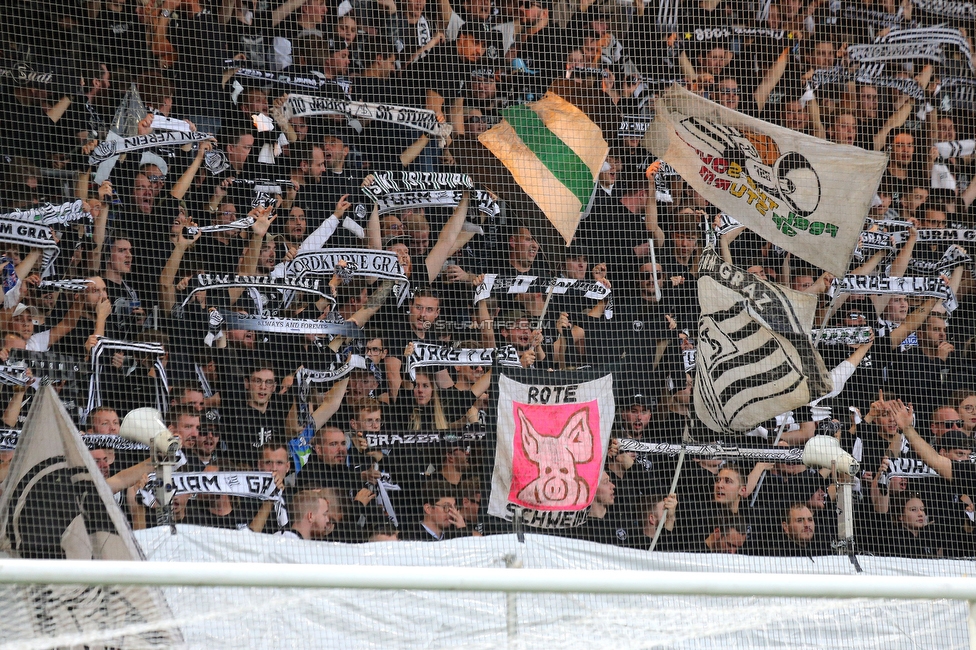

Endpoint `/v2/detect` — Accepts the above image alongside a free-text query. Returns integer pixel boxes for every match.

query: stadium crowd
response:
[0,0,976,559]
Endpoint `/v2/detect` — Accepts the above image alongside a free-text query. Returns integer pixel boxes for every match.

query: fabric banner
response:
[283,94,453,144]
[286,249,410,306]
[479,92,609,245]
[473,274,611,305]
[0,386,182,643]
[88,131,212,165]
[360,172,499,217]
[616,438,806,462]
[233,67,340,92]
[694,248,833,433]
[645,85,887,276]
[488,370,614,529]
[811,326,875,345]
[406,341,522,380]
[810,65,926,102]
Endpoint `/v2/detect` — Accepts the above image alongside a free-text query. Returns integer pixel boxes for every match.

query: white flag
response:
[694,249,833,433]
[644,85,887,277]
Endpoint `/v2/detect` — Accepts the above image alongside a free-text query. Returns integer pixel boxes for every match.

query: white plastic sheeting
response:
[119,526,975,650]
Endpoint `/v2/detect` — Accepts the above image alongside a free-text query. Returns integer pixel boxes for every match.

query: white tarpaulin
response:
[92,527,975,650]
[644,85,887,277]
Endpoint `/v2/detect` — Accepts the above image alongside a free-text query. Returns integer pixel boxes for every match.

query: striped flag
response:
[694,248,833,433]
[479,93,609,244]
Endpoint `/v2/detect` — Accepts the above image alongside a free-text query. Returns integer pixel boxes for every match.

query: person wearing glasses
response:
[222,364,290,467]
[404,482,468,541]
[929,406,966,444]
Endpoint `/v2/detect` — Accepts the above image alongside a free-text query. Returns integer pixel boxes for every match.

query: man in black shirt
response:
[222,364,290,467]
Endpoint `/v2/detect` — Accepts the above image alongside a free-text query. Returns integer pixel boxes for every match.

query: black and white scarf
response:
[176,273,331,317]
[138,471,288,526]
[681,26,797,44]
[405,341,522,380]
[286,249,410,306]
[934,139,976,159]
[218,311,363,336]
[907,244,974,276]
[86,339,169,420]
[617,438,807,463]
[883,457,941,481]
[831,275,957,312]
[360,172,499,217]
[364,429,487,448]
[473,274,611,304]
[859,230,894,251]
[812,326,875,345]
[912,0,976,21]
[295,354,367,403]
[891,228,976,245]
[283,94,453,145]
[811,66,926,101]
[88,131,213,165]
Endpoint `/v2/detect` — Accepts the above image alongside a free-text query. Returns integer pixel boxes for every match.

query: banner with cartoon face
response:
[488,371,614,529]
[645,84,887,277]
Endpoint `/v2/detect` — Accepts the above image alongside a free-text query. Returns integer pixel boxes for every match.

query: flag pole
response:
[649,419,690,552]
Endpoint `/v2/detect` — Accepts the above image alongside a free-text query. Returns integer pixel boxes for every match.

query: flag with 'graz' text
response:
[478,92,609,245]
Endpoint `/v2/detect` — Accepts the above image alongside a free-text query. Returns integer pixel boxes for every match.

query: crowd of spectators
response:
[0,0,975,559]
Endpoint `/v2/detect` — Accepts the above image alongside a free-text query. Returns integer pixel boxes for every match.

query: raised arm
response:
[425,192,470,281]
[890,399,952,479]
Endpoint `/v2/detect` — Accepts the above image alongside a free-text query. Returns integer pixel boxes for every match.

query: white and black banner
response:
[645,85,887,276]
[88,131,213,165]
[284,94,453,144]
[617,438,807,462]
[233,67,345,93]
[405,341,522,380]
[913,0,976,18]
[830,275,957,312]
[286,249,410,306]
[488,369,615,530]
[360,172,499,217]
[473,274,611,305]
[694,249,833,434]
[812,326,875,345]
[138,471,287,527]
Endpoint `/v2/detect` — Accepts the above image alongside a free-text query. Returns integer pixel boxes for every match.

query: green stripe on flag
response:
[501,104,594,209]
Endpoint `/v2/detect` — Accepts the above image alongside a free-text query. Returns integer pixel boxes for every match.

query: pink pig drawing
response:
[516,407,594,507]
